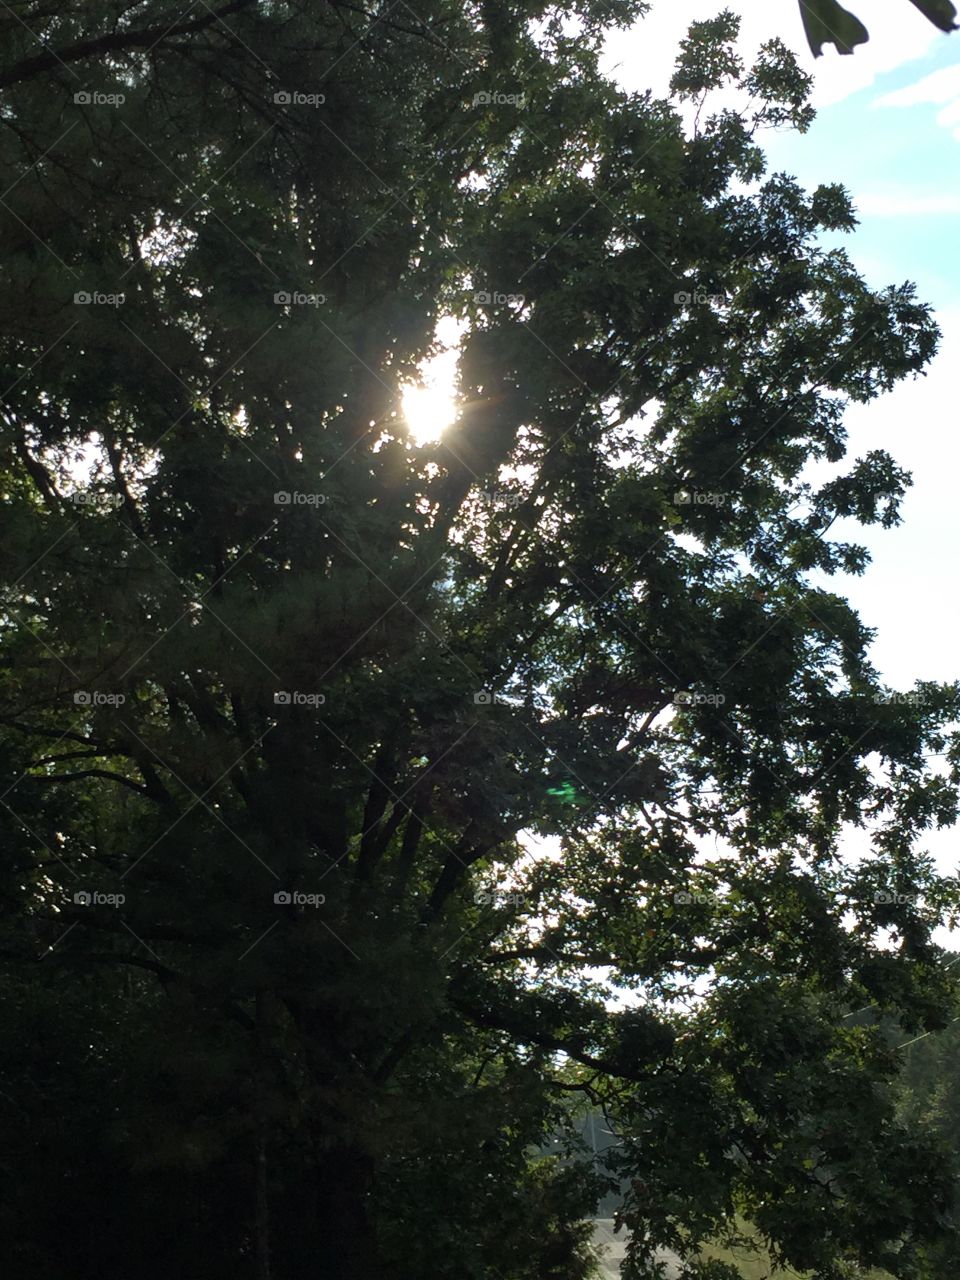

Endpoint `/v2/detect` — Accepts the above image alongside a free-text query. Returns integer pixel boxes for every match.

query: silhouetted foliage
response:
[1,4,959,1278]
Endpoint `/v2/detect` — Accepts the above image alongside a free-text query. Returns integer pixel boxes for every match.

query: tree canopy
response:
[1,4,958,1279]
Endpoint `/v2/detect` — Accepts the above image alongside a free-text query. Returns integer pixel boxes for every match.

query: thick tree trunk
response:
[313,1145,380,1280]
[283,1002,383,1279]
[255,1118,272,1280]
[254,991,273,1280]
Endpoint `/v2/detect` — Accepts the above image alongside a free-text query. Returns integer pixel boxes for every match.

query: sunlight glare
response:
[401,382,456,447]
[401,319,462,446]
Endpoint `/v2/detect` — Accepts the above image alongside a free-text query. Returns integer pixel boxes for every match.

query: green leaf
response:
[909,0,959,32]
[798,0,870,56]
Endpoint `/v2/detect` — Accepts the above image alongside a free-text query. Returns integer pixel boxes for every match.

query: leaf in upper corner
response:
[798,0,870,56]
[908,0,959,32]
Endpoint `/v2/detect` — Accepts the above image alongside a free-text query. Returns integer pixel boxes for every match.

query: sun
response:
[400,324,461,446]
[401,382,457,447]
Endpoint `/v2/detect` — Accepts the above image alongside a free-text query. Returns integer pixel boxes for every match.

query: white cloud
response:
[874,62,960,107]
[854,190,960,215]
[874,63,960,139]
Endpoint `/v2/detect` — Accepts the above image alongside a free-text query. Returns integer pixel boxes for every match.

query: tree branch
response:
[0,0,261,91]
[32,767,152,796]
